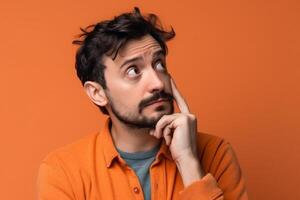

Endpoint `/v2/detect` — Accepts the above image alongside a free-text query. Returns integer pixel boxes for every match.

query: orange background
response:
[0,0,299,199]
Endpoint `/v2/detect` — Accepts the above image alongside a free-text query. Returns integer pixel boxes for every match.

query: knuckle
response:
[184,114,196,124]
[156,115,167,129]
[180,115,190,123]
[188,114,196,121]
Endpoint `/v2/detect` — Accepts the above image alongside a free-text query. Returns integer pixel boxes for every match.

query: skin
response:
[84,35,204,187]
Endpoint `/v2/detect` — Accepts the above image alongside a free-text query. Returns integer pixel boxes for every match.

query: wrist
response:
[175,154,204,187]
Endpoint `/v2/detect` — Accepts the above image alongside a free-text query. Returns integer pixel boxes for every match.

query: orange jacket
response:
[37,118,248,200]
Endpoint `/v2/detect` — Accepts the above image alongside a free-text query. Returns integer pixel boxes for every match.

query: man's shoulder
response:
[41,132,99,167]
[197,131,226,146]
[196,131,239,172]
[196,131,231,156]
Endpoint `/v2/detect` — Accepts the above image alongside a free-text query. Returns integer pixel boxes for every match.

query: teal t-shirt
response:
[117,144,160,200]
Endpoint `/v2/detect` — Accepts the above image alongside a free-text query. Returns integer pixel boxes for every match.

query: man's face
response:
[102,35,174,128]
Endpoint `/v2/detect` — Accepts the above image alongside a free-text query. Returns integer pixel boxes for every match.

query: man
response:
[38,7,248,200]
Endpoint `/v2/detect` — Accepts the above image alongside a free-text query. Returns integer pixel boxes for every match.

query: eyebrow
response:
[153,49,165,59]
[119,49,165,69]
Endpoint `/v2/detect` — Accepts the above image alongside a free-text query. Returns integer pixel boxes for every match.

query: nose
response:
[146,68,164,93]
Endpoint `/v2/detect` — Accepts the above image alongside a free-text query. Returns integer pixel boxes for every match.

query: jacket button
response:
[133,187,139,194]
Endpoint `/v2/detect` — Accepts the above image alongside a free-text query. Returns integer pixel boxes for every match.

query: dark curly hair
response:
[72,7,175,114]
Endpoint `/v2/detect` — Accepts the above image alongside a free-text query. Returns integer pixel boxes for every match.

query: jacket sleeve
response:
[179,141,248,200]
[37,154,76,200]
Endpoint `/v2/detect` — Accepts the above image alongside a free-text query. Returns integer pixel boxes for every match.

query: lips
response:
[146,98,169,106]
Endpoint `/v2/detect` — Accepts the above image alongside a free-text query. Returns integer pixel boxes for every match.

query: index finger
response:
[170,78,190,114]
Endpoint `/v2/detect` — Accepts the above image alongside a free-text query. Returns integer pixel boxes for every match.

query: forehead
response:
[115,35,162,62]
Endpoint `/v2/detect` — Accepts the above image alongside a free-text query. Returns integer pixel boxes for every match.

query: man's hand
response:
[150,78,204,187]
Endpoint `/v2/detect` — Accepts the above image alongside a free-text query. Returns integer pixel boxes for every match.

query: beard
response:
[107,91,174,129]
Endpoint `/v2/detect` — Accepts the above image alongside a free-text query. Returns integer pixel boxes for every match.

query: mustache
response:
[139,91,174,111]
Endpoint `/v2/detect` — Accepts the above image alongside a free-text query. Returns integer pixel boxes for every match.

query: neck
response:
[109,116,161,153]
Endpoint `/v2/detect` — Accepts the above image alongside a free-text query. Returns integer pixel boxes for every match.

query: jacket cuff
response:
[179,173,223,200]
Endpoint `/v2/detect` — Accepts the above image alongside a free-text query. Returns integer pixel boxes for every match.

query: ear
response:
[84,81,108,107]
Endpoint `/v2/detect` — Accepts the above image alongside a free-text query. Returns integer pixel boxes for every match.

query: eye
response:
[126,66,140,77]
[155,61,166,71]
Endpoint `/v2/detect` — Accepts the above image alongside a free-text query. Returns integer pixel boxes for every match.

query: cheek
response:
[107,81,142,108]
